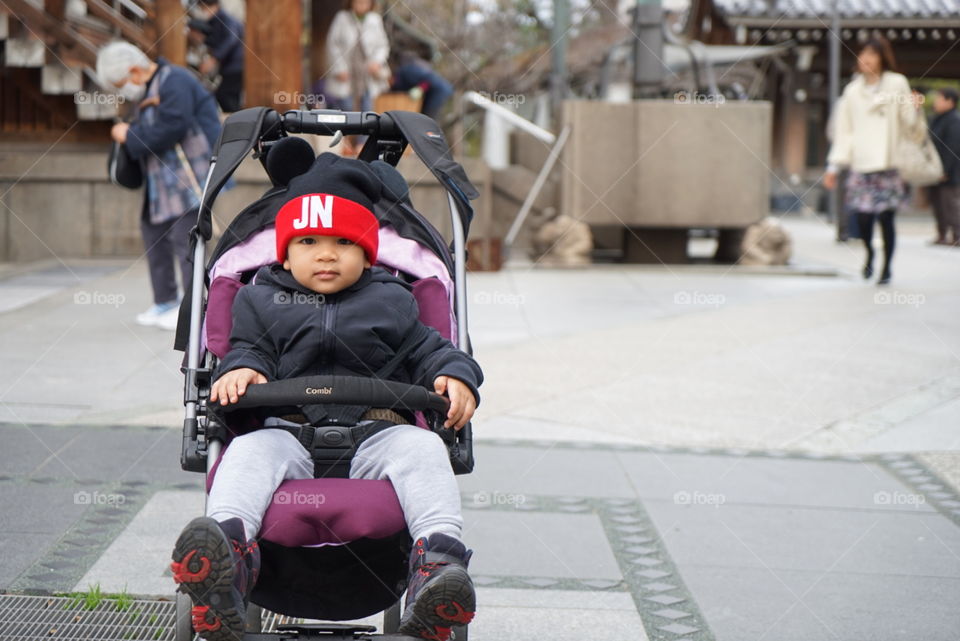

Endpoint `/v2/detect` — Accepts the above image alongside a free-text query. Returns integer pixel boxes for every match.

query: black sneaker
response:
[398,533,476,641]
[171,517,260,641]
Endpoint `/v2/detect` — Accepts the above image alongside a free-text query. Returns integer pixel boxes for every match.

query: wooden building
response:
[0,0,433,143]
[686,0,960,179]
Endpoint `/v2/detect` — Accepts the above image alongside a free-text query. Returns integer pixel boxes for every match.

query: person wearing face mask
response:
[96,41,222,329]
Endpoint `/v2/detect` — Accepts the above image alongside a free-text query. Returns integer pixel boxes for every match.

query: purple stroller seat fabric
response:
[206,455,406,546]
[206,447,411,620]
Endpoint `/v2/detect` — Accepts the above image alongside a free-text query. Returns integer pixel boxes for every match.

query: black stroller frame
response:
[173,107,480,640]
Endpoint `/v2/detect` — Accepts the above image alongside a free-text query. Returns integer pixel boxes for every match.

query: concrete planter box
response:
[560,99,772,263]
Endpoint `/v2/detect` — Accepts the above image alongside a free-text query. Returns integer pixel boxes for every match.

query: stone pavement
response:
[1,215,958,640]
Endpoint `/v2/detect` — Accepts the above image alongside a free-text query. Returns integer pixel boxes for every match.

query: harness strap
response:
[268,418,400,478]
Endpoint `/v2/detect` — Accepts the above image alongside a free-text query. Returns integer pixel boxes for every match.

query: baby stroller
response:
[172,107,480,640]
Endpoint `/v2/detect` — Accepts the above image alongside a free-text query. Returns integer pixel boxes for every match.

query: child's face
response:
[283,235,370,294]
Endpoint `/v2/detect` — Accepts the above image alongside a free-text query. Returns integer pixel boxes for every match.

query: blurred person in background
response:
[927,87,960,246]
[390,51,454,120]
[823,37,924,285]
[193,0,244,112]
[325,0,390,113]
[97,42,221,330]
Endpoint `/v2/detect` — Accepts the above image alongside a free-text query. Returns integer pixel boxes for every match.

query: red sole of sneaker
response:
[171,516,245,641]
[399,566,475,641]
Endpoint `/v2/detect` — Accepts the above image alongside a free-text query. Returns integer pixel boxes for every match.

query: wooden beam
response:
[43,0,66,64]
[310,0,338,90]
[82,0,153,52]
[5,0,98,66]
[246,0,302,111]
[154,0,186,65]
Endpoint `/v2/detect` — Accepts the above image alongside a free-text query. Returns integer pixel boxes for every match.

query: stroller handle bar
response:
[271,109,401,139]
[219,374,450,414]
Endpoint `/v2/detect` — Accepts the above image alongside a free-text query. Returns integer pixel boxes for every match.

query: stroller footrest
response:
[244,634,410,641]
[274,623,379,638]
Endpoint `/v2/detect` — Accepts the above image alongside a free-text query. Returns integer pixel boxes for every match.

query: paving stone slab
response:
[617,451,936,511]
[681,566,960,641]
[32,426,176,481]
[459,444,637,499]
[0,424,75,477]
[468,602,648,641]
[463,509,623,581]
[475,587,637,610]
[0,532,62,587]
[0,484,88,534]
[73,490,203,595]
[644,499,960,580]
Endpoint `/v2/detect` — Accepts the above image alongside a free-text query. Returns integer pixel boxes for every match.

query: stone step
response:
[492,163,559,212]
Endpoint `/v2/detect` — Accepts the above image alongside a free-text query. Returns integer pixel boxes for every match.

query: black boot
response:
[398,533,476,641]
[862,250,874,280]
[878,265,891,285]
[171,517,260,641]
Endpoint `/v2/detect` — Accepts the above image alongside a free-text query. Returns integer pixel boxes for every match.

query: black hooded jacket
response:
[216,263,482,421]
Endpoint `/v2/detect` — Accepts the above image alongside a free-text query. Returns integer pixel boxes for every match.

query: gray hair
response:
[96,41,151,88]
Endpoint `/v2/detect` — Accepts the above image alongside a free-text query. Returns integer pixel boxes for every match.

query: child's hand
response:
[433,376,477,430]
[210,368,267,406]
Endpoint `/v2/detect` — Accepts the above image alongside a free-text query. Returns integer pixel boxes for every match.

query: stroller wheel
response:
[175,591,194,641]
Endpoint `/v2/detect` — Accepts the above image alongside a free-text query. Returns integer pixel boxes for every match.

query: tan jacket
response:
[325,10,390,102]
[827,71,925,173]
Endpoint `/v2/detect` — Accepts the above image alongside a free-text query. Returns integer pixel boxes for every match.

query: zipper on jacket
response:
[319,300,334,367]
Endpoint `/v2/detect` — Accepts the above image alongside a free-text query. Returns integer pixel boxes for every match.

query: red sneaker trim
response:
[435,601,474,624]
[171,549,211,584]
[191,605,222,632]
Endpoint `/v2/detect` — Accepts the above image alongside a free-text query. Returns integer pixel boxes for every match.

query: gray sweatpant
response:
[206,424,463,543]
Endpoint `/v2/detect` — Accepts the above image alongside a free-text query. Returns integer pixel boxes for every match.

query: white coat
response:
[827,71,925,174]
[325,10,390,103]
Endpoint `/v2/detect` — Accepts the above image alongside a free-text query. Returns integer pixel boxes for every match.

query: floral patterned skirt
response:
[844,169,906,213]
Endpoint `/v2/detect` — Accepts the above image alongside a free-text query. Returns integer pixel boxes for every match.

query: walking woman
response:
[824,37,924,284]
[325,0,390,113]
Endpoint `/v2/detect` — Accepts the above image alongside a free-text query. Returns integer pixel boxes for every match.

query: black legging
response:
[857,210,895,276]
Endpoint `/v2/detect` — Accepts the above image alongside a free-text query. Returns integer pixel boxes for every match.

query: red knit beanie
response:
[275,193,379,265]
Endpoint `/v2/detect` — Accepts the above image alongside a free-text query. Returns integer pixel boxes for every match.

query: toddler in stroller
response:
[171,109,483,641]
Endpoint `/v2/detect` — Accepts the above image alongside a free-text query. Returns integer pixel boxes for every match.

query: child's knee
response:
[393,425,446,455]
[225,428,305,459]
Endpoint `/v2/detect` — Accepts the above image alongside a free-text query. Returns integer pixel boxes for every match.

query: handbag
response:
[107,140,143,189]
[897,130,944,186]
